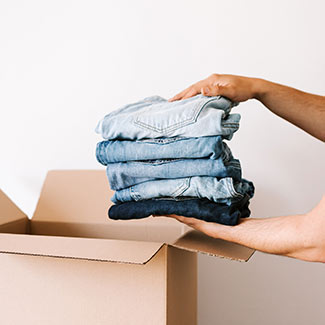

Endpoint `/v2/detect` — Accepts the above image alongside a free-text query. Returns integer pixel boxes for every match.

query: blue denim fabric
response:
[95,95,240,141]
[109,195,251,226]
[106,143,242,191]
[96,136,225,164]
[111,176,254,204]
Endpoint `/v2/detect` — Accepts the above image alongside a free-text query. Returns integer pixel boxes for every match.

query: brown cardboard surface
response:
[0,190,28,225]
[32,169,184,228]
[173,230,254,262]
[30,220,184,243]
[0,233,164,264]
[0,170,256,324]
[1,170,255,263]
[32,170,110,223]
[0,246,170,325]
[0,218,29,234]
[167,247,197,324]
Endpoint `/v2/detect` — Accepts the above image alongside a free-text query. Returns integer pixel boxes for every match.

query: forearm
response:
[215,213,325,262]
[253,79,325,141]
[170,74,325,141]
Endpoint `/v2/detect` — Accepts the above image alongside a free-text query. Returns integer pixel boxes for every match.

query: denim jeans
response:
[109,195,251,226]
[96,136,225,164]
[111,176,254,204]
[95,95,240,141]
[107,151,242,190]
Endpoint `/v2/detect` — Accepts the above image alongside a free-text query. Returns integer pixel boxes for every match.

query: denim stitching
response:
[227,180,243,198]
[170,178,191,197]
[134,105,200,133]
[134,97,226,133]
[130,187,141,201]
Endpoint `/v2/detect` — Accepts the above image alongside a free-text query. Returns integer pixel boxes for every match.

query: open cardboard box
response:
[0,170,254,324]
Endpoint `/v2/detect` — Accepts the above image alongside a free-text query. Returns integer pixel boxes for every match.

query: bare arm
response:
[160,196,325,263]
[166,74,325,262]
[170,74,325,141]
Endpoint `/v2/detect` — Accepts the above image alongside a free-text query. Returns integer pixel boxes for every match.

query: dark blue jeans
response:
[109,195,251,226]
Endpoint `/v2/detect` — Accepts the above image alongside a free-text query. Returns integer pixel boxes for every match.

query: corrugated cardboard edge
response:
[0,230,254,264]
[1,172,255,264]
[171,230,255,262]
[0,233,166,265]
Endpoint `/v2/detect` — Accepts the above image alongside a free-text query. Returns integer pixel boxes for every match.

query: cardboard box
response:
[0,170,254,324]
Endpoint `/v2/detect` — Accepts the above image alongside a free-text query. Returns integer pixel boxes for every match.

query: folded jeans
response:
[111,176,254,204]
[106,155,242,190]
[96,136,225,164]
[109,195,251,226]
[95,95,240,141]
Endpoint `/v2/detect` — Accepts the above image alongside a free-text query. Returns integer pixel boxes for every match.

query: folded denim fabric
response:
[107,156,241,190]
[96,136,225,164]
[111,176,254,204]
[109,195,251,226]
[95,95,240,141]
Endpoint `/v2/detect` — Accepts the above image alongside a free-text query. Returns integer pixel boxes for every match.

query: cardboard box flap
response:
[32,170,188,231]
[33,170,112,223]
[0,233,164,264]
[0,190,28,225]
[172,230,254,262]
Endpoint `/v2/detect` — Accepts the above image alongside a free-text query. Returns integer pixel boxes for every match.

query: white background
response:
[1,0,324,324]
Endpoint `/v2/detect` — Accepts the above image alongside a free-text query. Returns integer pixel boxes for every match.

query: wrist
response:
[251,78,269,101]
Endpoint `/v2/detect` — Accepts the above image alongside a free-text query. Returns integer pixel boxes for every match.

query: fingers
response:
[170,74,224,101]
[169,84,200,102]
[181,88,199,100]
[168,87,191,102]
[154,213,223,238]
[153,213,188,222]
[168,91,186,102]
[153,213,196,224]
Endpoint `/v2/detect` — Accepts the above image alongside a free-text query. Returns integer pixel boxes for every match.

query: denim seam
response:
[136,159,181,165]
[222,123,239,129]
[140,137,184,145]
[170,178,191,197]
[133,97,227,133]
[226,162,241,168]
[226,180,243,198]
[130,187,141,201]
[134,105,201,133]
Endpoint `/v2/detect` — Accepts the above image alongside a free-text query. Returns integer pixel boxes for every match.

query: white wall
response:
[1,0,324,324]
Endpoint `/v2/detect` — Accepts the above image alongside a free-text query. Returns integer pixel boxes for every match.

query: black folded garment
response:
[109,195,250,226]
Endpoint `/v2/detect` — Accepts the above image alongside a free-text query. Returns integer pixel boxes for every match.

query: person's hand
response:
[153,214,227,239]
[154,195,325,244]
[169,74,263,103]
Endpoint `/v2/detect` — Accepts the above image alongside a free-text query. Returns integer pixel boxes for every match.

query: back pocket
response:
[134,97,204,134]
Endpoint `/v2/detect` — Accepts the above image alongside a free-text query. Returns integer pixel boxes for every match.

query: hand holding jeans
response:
[169,74,261,103]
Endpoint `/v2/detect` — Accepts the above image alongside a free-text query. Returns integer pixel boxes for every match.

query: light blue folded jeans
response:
[106,144,241,190]
[111,176,254,204]
[107,158,241,190]
[96,136,225,164]
[95,95,240,140]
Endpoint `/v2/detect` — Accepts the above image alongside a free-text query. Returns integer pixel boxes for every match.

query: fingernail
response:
[203,87,209,94]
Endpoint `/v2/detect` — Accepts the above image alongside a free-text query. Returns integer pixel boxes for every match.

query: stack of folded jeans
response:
[95,95,254,226]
